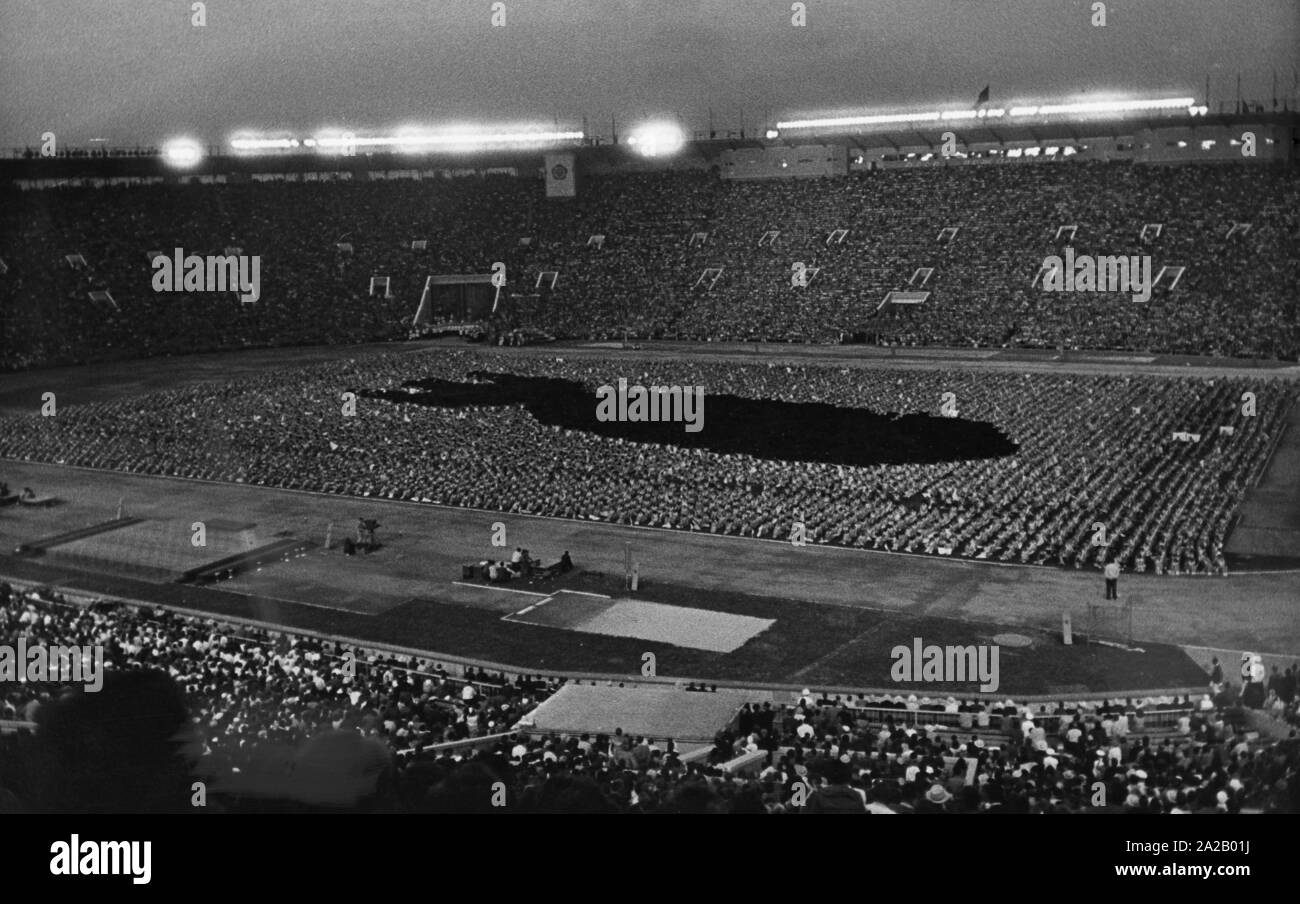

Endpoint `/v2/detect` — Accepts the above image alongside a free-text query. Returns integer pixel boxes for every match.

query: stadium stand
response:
[2,162,1297,371]
[3,149,1298,817]
[2,587,1296,813]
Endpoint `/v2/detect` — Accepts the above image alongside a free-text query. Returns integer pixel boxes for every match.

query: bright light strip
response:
[312,129,583,150]
[777,111,941,129]
[1032,97,1195,116]
[230,137,299,150]
[778,97,1196,130]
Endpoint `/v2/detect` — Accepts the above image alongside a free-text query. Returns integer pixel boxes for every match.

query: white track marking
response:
[451,580,546,597]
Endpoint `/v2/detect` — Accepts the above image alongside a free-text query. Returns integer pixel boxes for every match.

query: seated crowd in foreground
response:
[1,587,1296,813]
[2,162,1297,372]
[1,349,1291,574]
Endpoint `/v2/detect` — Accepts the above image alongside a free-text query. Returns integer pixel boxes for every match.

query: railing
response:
[395,731,514,759]
[719,749,768,776]
[679,746,714,766]
[785,702,1199,729]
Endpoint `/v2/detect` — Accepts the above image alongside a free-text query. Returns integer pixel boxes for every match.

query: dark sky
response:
[2,0,1296,149]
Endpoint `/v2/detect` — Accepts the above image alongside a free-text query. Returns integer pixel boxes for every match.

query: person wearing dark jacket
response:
[803,757,866,813]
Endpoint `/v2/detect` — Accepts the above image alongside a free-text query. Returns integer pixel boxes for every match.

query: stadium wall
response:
[720,144,848,179]
[1132,121,1293,163]
[835,113,1296,169]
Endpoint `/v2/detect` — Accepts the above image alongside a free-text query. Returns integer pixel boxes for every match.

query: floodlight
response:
[162,138,203,168]
[626,121,685,157]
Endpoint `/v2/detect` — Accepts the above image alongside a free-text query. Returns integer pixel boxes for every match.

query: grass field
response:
[2,339,1297,693]
[1,544,1211,694]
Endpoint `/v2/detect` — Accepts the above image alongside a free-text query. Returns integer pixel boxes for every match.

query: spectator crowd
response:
[0,349,1291,574]
[2,162,1297,372]
[2,586,1296,814]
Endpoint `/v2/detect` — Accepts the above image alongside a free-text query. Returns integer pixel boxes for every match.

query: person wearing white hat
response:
[917,783,953,812]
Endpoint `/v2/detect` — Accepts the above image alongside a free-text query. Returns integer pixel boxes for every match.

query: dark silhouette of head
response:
[35,668,197,813]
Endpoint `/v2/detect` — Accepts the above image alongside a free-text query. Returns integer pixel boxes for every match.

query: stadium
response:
[2,1,1299,825]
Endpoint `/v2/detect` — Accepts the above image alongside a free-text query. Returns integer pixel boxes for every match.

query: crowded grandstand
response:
[3,584,1297,813]
[3,0,1299,827]
[3,126,1300,815]
[2,162,1298,371]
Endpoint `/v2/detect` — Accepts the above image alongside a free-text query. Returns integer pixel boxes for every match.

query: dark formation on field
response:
[1,350,1293,574]
[367,370,1018,465]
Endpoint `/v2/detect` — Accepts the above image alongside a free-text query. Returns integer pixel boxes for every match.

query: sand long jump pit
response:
[502,589,773,653]
[520,683,754,742]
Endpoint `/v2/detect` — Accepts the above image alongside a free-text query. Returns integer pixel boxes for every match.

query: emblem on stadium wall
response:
[551,164,569,180]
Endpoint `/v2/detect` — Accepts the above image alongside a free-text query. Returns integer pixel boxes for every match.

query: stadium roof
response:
[2,111,1294,182]
[769,111,1298,148]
